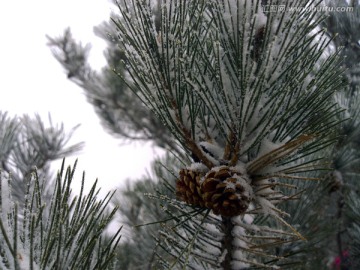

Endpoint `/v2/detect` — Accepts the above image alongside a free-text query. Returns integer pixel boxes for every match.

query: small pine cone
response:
[176,168,205,207]
[201,166,252,217]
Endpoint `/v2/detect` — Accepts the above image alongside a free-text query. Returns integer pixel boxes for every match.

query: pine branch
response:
[47,23,177,153]
[0,159,121,269]
[221,216,234,270]
[0,112,83,207]
[112,0,348,268]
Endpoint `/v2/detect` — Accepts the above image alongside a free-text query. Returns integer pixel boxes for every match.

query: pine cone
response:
[201,166,252,217]
[176,168,205,207]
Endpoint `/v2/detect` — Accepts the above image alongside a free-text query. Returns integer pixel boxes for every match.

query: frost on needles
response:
[113,0,346,269]
[0,160,121,270]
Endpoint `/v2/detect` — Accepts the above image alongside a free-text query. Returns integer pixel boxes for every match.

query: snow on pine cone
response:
[176,168,206,207]
[201,166,253,217]
[176,165,253,217]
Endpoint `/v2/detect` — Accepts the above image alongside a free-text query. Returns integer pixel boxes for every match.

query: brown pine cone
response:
[176,168,205,207]
[201,166,252,217]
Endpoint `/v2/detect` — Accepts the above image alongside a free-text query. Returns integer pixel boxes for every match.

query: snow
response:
[117,1,322,266]
[257,137,284,159]
[234,175,253,197]
[333,170,343,183]
[243,214,254,224]
[255,196,278,217]
[230,162,247,175]
[202,223,223,238]
[230,260,250,269]
[231,221,251,268]
[210,165,228,173]
[180,105,193,131]
[232,227,247,245]
[226,181,236,190]
[0,173,12,213]
[253,179,275,196]
[197,142,220,166]
[188,162,208,173]
[221,0,267,38]
[0,173,42,270]
[200,244,221,256]
[18,250,39,270]
[239,97,275,156]
[199,141,224,160]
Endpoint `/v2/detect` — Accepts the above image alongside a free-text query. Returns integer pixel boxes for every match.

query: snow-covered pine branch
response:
[0,160,121,269]
[113,0,347,268]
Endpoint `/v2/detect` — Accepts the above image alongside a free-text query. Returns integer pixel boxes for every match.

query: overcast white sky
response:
[0,0,162,197]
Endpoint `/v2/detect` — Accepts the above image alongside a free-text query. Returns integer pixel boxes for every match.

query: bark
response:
[221,216,235,270]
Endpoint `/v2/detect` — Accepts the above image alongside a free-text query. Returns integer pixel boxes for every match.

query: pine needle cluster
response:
[111,0,347,268]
